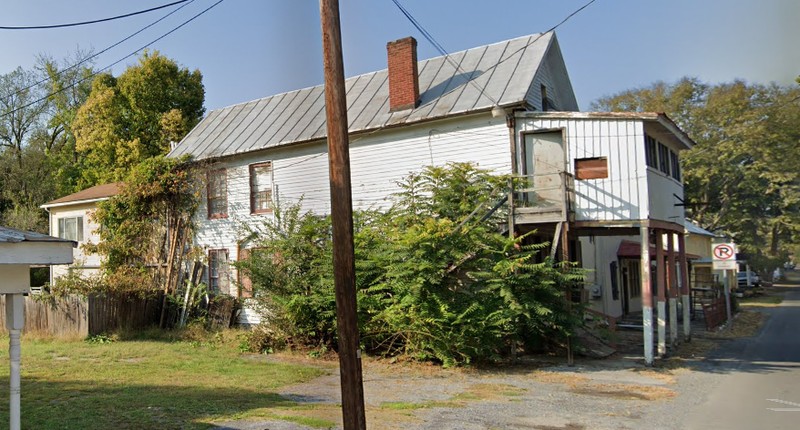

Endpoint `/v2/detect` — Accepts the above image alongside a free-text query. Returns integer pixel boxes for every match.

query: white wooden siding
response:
[647,169,685,224]
[516,117,649,222]
[49,202,104,281]
[193,114,511,300]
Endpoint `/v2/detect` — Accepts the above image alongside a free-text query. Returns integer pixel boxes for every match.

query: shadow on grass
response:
[0,377,301,430]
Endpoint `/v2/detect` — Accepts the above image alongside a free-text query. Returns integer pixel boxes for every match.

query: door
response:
[620,258,642,315]
[522,131,565,207]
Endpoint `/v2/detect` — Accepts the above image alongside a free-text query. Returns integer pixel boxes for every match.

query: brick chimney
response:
[387,37,420,112]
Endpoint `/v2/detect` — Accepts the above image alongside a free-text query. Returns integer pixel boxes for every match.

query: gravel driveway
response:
[214,346,723,430]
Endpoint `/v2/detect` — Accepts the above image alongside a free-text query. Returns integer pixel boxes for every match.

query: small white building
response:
[40,183,122,283]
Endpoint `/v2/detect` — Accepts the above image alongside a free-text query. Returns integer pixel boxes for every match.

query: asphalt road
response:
[684,273,800,430]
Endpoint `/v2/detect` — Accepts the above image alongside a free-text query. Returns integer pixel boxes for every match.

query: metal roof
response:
[0,226,74,244]
[41,182,122,209]
[685,220,716,237]
[170,32,557,161]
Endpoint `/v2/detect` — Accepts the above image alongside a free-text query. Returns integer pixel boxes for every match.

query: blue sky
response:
[0,0,797,112]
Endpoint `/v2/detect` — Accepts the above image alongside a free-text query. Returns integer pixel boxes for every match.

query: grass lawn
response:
[0,330,326,429]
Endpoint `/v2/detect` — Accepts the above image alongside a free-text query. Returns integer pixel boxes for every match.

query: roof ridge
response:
[207,32,549,114]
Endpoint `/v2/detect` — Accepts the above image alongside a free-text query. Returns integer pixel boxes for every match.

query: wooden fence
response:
[0,292,164,337]
[701,297,729,331]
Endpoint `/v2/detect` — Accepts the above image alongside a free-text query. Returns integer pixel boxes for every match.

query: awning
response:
[617,240,700,259]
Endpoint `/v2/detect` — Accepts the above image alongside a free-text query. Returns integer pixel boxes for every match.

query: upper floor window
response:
[249,162,273,214]
[58,216,84,242]
[207,169,227,219]
[644,135,658,169]
[644,134,682,182]
[657,142,670,175]
[669,150,681,181]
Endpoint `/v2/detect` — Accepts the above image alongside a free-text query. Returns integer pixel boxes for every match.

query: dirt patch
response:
[631,368,677,384]
[528,371,589,385]
[532,424,586,430]
[569,382,676,401]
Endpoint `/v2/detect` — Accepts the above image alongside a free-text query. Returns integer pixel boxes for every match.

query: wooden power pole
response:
[319,1,367,429]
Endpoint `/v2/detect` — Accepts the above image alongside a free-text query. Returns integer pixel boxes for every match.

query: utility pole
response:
[319,1,367,429]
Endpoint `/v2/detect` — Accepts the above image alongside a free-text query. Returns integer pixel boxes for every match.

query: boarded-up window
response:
[208,249,230,294]
[249,162,273,214]
[207,169,227,219]
[574,157,608,180]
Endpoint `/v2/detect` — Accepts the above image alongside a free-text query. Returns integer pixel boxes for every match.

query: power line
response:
[1,0,198,101]
[0,0,225,120]
[0,0,192,30]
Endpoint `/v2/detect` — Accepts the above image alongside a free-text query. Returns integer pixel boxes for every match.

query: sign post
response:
[712,243,736,324]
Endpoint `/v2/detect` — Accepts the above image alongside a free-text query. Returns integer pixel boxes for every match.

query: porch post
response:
[655,229,667,356]
[667,232,678,345]
[640,225,654,366]
[678,233,691,341]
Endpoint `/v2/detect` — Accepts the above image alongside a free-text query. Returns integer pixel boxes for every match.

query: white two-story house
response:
[170,32,695,363]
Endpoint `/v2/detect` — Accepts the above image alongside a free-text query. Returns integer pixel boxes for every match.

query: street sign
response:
[712,243,737,270]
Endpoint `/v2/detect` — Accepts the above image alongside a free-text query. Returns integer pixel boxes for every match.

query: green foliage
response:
[237,201,337,347]
[592,78,800,273]
[82,156,198,295]
[73,51,204,185]
[241,163,583,366]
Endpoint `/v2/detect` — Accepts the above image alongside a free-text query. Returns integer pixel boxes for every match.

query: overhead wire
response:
[0,0,225,120]
[0,0,198,101]
[0,0,192,30]
[389,0,599,109]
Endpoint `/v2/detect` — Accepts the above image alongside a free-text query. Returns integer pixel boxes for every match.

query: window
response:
[208,249,230,294]
[669,150,681,181]
[644,135,658,169]
[574,157,608,180]
[58,216,84,242]
[207,169,227,219]
[657,142,670,175]
[249,162,273,214]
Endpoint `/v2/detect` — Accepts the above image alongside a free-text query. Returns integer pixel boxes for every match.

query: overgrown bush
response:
[239,163,584,365]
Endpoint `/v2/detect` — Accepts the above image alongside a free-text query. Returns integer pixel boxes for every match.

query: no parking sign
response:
[712,243,737,270]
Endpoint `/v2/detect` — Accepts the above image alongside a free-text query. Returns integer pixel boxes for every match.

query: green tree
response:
[86,156,199,297]
[73,51,204,185]
[592,78,800,271]
[239,163,583,366]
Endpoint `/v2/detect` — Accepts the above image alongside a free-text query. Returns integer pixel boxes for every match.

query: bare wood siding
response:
[517,117,648,222]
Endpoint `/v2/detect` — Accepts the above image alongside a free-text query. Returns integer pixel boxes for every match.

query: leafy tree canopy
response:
[73,51,204,186]
[592,78,800,269]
